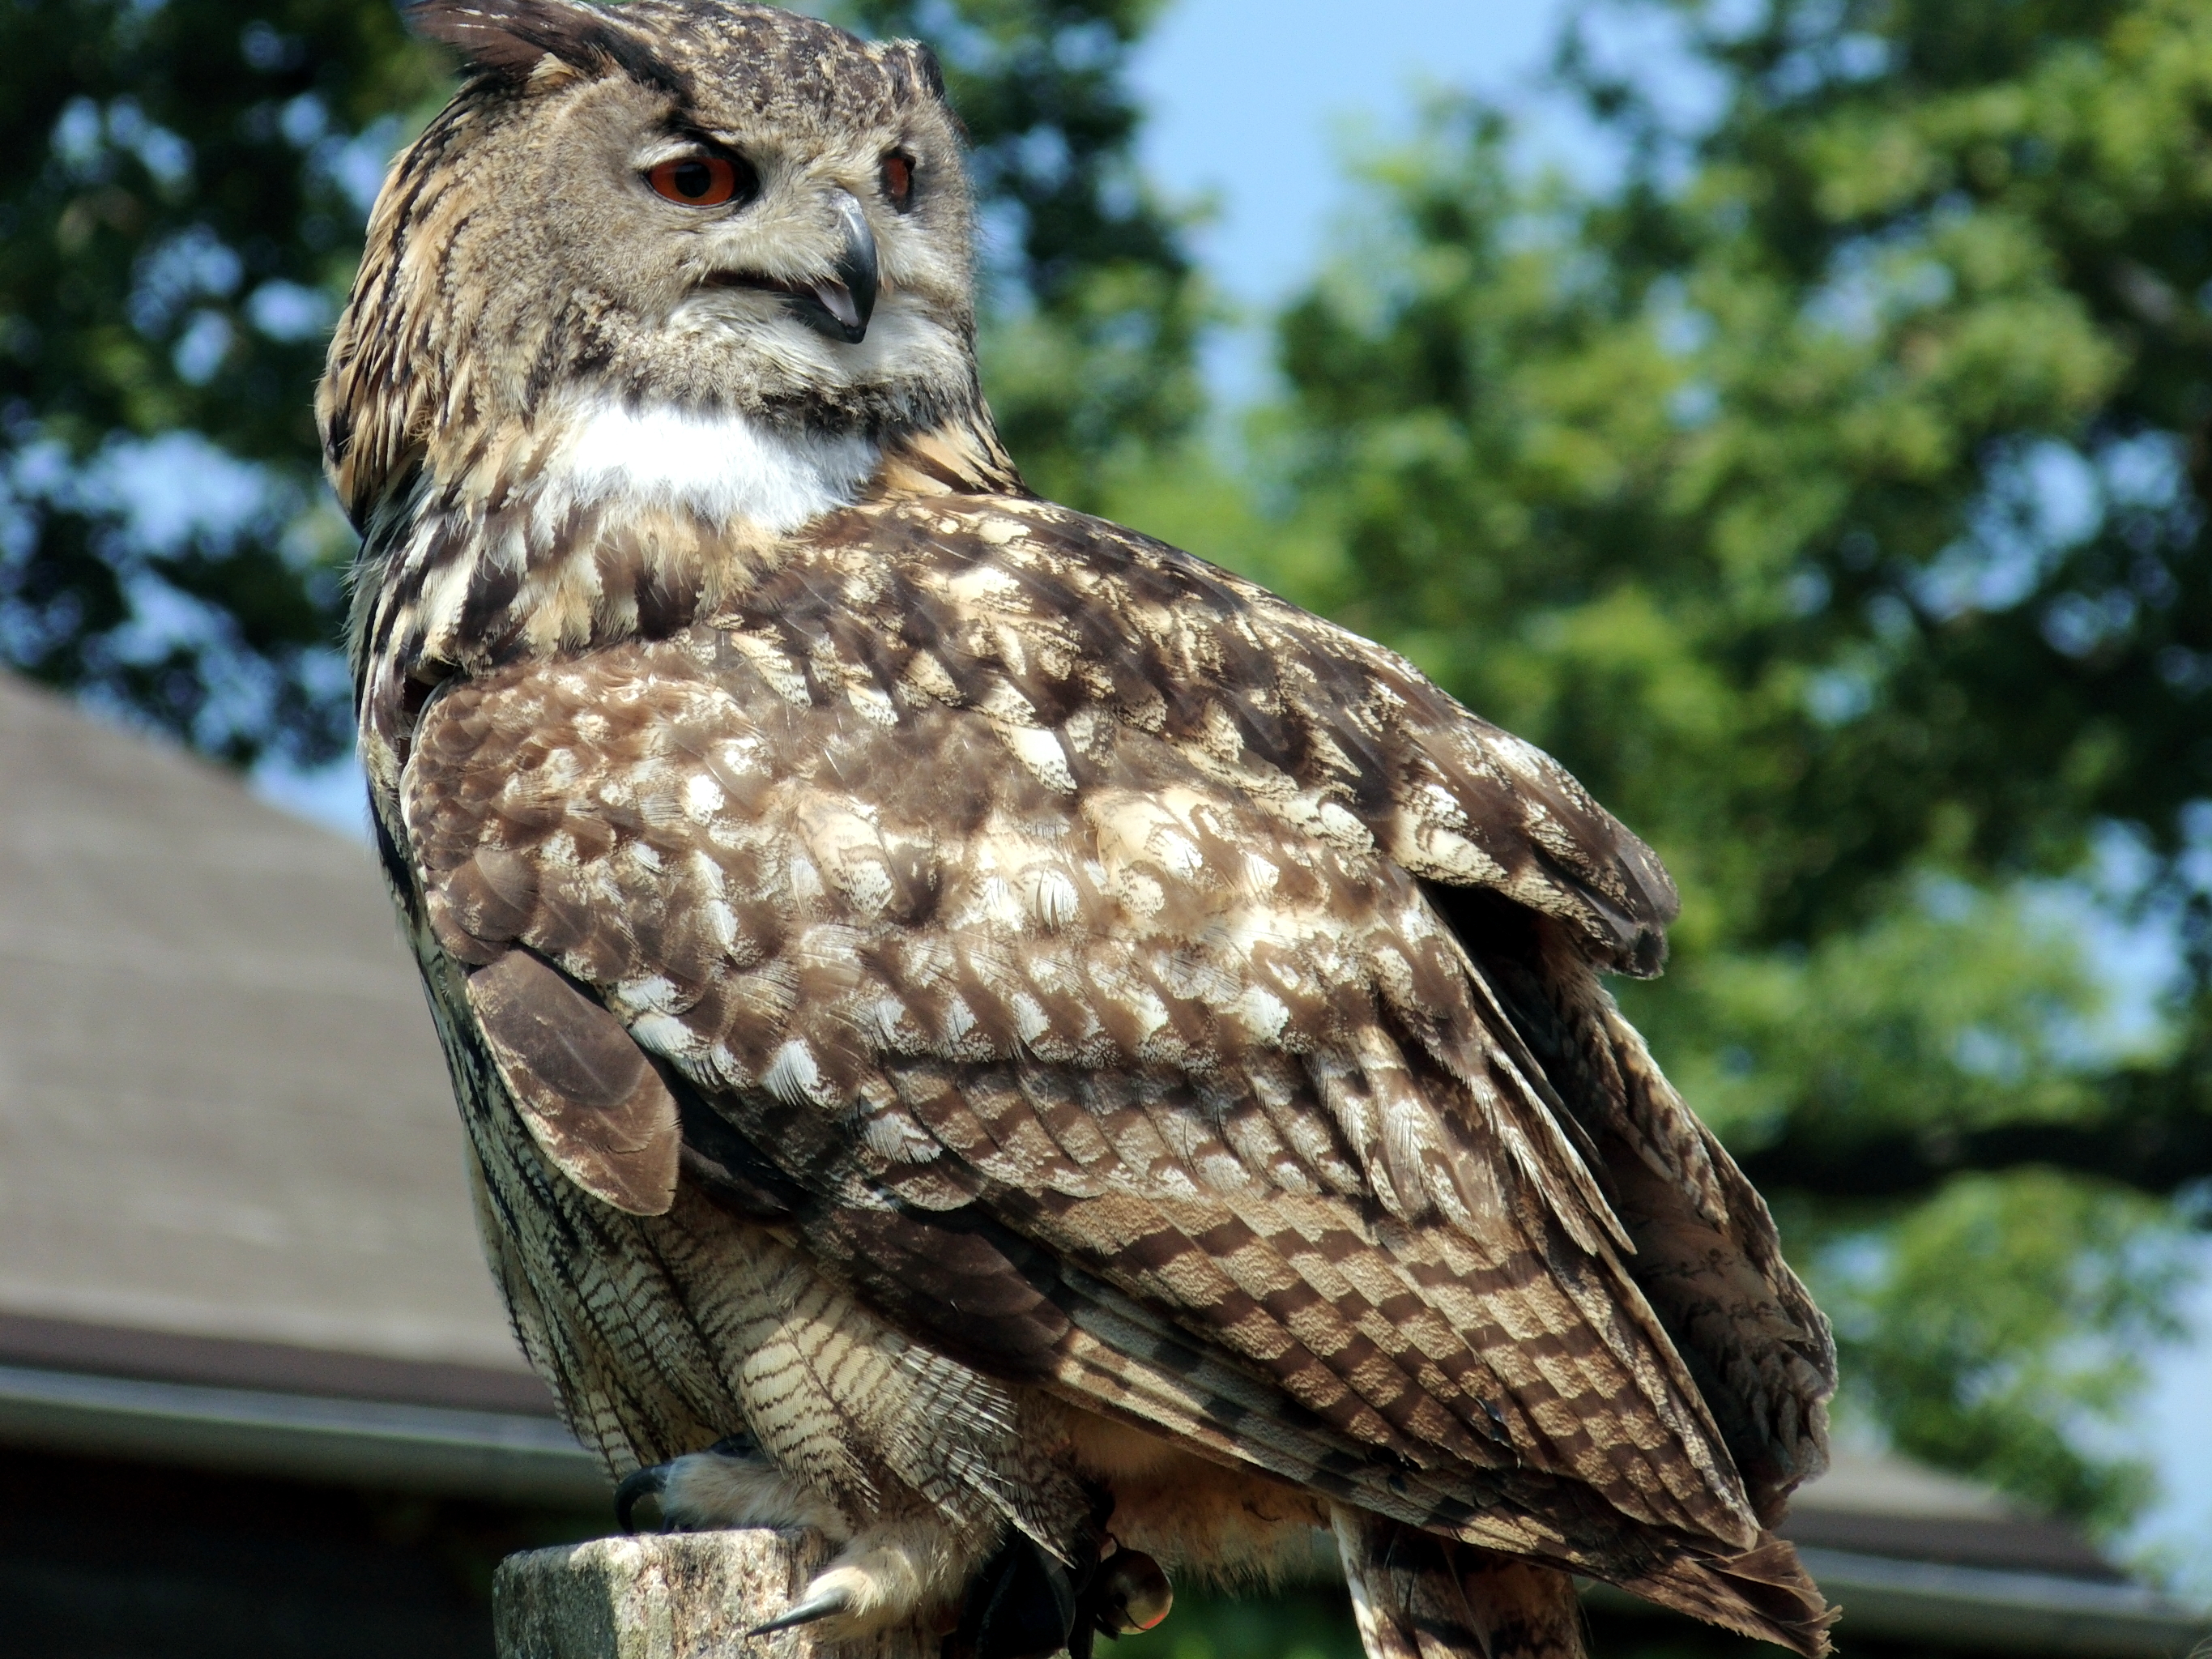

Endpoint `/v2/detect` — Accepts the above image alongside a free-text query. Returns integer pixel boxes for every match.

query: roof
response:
[0,670,585,1499]
[0,672,518,1369]
[0,671,2203,1651]
[1773,1452,2205,1657]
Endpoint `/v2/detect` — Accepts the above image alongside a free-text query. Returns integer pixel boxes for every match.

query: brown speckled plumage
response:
[324,5,1836,1656]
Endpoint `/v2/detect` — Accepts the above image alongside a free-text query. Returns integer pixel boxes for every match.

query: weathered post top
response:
[495,1530,936,1659]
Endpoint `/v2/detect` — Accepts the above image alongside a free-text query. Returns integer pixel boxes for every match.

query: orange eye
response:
[881,150,914,211]
[647,155,747,206]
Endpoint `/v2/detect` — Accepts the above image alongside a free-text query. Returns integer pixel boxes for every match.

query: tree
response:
[0,0,443,764]
[1119,0,2209,1530]
[0,0,1200,764]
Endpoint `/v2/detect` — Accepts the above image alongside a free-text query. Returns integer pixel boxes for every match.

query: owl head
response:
[321,0,977,519]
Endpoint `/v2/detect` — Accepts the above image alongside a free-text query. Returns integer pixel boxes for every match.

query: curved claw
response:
[1091,1548,1172,1635]
[615,1463,668,1534]
[748,1586,854,1636]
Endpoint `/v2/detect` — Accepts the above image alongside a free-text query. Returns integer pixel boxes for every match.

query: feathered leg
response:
[1336,1505,1478,1659]
[1333,1506,1588,1659]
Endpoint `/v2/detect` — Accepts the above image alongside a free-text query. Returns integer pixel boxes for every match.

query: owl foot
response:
[752,1517,978,1641]
[944,1535,1174,1659]
[614,1433,849,1537]
[616,1448,1171,1659]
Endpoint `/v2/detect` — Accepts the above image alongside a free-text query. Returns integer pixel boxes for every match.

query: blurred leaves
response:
[1821,1169,2192,1529]
[1656,881,2125,1157]
[0,0,447,762]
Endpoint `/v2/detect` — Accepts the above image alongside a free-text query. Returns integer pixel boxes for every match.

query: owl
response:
[318,5,1838,1657]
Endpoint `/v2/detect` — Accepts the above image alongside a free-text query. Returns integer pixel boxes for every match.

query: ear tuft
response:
[889,38,947,104]
[404,0,684,94]
[405,0,589,77]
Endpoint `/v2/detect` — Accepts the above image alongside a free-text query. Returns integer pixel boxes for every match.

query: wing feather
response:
[396,499,1826,1614]
[404,636,1746,1550]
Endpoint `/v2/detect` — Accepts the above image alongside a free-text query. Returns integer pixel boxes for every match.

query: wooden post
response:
[494,1530,937,1659]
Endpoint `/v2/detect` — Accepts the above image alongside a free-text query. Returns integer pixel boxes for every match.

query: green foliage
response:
[1658,881,2124,1157]
[1116,0,2212,1526]
[1821,1168,2189,1529]
[978,249,1207,508]
[0,0,445,761]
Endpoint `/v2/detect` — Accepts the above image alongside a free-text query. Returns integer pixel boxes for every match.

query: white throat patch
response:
[556,401,879,534]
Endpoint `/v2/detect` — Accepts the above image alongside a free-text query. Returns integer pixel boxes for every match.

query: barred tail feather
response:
[1617,1533,1836,1658]
[1334,1506,1588,1659]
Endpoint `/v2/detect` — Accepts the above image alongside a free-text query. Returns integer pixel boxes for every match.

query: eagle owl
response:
[320,4,1838,1656]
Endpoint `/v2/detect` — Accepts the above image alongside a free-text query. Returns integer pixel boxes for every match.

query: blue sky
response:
[1127,0,1588,397]
[249,0,2212,1589]
[1120,0,1733,398]
[1129,0,1569,306]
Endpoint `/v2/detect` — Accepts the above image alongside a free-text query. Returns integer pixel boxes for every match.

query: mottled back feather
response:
[394,496,1834,1645]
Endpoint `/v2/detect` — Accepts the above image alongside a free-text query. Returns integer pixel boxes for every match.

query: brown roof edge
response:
[0,1311,557,1417]
[1783,1508,2122,1582]
[1588,1551,2211,1659]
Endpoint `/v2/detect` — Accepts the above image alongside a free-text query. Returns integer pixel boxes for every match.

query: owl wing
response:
[722,493,1826,1521]
[398,497,1828,1639]
[823,494,1826,1520]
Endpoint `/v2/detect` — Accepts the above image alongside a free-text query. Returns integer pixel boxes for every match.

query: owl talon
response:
[616,1435,846,1536]
[614,1432,760,1532]
[615,1462,674,1533]
[749,1586,855,1636]
[1083,1547,1172,1640]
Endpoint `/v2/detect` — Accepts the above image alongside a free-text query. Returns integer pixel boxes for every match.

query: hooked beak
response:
[789,189,877,344]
